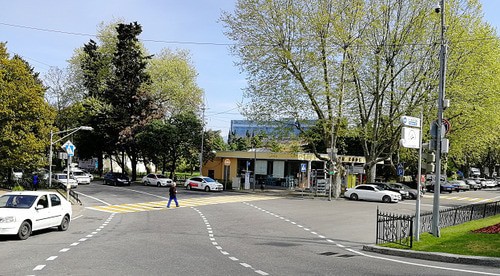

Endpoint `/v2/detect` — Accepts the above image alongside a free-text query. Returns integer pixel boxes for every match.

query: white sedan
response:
[0,191,72,240]
[184,176,223,192]
[142,174,175,187]
[344,184,401,203]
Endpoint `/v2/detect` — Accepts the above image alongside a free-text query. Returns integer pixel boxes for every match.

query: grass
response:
[382,214,500,258]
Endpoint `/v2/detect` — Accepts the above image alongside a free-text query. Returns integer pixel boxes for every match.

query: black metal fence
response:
[376,200,500,248]
[376,208,414,248]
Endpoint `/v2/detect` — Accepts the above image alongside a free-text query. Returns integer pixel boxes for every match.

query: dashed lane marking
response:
[85,195,279,214]
[422,194,493,203]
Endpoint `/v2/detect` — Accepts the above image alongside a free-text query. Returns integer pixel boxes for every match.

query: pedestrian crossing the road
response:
[422,194,496,203]
[86,195,279,214]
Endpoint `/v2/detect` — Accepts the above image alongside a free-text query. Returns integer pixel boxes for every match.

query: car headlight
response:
[0,216,16,223]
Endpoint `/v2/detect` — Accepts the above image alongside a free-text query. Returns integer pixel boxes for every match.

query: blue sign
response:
[397,164,404,176]
[300,163,307,172]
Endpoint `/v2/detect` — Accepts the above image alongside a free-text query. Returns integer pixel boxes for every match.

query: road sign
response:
[400,116,421,128]
[224,158,231,166]
[300,163,307,173]
[430,119,451,138]
[397,164,404,176]
[400,127,420,149]
[61,140,76,157]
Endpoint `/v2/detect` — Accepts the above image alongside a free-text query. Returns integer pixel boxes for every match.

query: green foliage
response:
[12,184,24,191]
[383,215,500,258]
[0,43,56,177]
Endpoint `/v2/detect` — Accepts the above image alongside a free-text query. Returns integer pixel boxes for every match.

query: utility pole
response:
[432,0,447,237]
[199,104,205,176]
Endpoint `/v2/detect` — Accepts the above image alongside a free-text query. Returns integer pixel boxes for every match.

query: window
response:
[50,194,61,207]
[37,195,49,208]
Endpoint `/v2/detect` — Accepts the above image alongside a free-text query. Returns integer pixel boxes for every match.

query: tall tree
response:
[104,22,160,180]
[0,43,56,180]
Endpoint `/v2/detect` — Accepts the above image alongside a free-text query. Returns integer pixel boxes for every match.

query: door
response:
[32,195,52,230]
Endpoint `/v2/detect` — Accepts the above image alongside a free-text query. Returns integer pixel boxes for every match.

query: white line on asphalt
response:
[77,192,113,206]
[46,256,57,261]
[33,265,45,271]
[59,248,70,252]
[350,248,500,276]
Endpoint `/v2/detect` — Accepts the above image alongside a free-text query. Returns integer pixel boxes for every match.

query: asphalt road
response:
[1,183,499,276]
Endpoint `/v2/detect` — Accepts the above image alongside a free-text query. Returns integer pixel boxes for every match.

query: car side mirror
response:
[36,205,44,210]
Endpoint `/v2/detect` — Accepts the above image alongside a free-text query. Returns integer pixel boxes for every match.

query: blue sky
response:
[1,0,499,138]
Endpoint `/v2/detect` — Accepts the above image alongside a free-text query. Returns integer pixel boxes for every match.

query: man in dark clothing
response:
[166,183,179,208]
[32,173,39,191]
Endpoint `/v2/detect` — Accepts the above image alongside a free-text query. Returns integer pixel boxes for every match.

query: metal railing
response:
[376,200,500,248]
[376,208,413,248]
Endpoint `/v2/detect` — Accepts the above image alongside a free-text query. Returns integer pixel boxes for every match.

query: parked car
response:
[0,191,72,240]
[370,182,410,200]
[184,176,223,192]
[389,183,421,199]
[81,169,94,181]
[344,184,401,203]
[142,174,175,187]
[63,167,91,185]
[464,179,481,190]
[426,181,456,193]
[483,179,497,188]
[52,173,78,189]
[12,168,23,181]
[448,180,470,192]
[103,172,131,186]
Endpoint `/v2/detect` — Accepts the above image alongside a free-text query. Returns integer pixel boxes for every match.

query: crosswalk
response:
[422,194,496,203]
[86,195,279,214]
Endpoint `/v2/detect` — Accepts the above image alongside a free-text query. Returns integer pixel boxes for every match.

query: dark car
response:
[369,182,409,200]
[103,172,131,186]
[426,181,456,193]
[390,183,422,200]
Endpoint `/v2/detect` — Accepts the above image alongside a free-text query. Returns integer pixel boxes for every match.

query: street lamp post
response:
[48,126,93,189]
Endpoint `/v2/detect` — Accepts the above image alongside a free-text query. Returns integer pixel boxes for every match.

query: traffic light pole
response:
[432,0,447,237]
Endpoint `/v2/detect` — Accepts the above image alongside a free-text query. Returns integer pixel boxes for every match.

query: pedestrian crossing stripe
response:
[85,195,280,214]
[422,194,493,203]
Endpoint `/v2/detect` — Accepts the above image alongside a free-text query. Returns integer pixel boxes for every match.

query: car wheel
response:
[143,181,148,186]
[157,182,161,187]
[186,185,191,190]
[382,195,391,203]
[410,193,416,200]
[349,193,358,201]
[205,186,211,192]
[114,181,117,186]
[58,215,70,231]
[18,221,31,240]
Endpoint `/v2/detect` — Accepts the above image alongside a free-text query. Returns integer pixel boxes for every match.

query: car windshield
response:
[116,174,127,178]
[157,175,167,179]
[0,195,37,209]
[58,175,68,179]
[73,171,85,176]
[203,177,216,183]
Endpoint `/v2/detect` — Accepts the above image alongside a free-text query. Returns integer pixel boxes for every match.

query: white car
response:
[52,173,78,189]
[344,184,401,203]
[142,174,175,187]
[81,169,94,181]
[63,168,91,185]
[184,176,223,192]
[0,191,72,240]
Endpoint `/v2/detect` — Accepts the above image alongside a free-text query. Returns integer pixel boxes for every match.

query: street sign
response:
[400,116,421,128]
[397,164,404,176]
[300,163,307,173]
[430,119,451,138]
[61,140,76,157]
[400,127,420,149]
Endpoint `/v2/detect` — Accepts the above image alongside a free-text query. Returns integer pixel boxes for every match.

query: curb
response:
[363,245,500,268]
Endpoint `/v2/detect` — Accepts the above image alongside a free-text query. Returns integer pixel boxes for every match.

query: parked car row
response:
[426,178,499,193]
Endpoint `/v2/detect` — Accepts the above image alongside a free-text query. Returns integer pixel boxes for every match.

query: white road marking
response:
[33,265,45,271]
[46,256,57,261]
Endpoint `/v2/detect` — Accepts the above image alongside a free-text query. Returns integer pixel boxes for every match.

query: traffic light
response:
[424,152,436,173]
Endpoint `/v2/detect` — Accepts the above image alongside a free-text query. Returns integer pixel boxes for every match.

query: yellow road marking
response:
[86,195,279,214]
